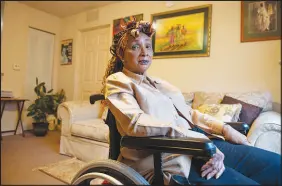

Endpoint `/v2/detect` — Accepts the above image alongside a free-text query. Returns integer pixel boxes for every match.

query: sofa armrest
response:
[247,111,281,147]
[57,101,104,135]
[121,135,216,157]
[225,122,249,135]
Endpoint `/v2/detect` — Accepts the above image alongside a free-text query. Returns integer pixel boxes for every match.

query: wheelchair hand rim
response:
[72,172,123,185]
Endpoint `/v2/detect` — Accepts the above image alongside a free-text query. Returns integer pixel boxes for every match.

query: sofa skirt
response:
[60,135,109,162]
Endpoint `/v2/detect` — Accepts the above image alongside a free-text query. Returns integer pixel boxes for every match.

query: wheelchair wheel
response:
[71,159,149,185]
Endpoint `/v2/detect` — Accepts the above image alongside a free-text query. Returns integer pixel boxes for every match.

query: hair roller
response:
[130,29,139,38]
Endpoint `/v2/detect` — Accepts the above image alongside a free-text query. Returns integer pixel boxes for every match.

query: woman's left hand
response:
[201,148,225,180]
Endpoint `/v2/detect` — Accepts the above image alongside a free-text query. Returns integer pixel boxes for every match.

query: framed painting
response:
[151,4,212,59]
[241,1,281,42]
[113,14,143,36]
[61,39,73,65]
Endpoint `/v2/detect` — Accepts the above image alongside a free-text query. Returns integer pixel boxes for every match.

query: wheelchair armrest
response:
[225,122,250,135]
[90,94,105,104]
[121,135,216,157]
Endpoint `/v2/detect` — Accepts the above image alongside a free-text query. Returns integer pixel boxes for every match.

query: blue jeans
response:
[188,139,281,185]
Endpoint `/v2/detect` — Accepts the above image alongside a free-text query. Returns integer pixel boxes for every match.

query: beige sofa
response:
[58,101,109,162]
[58,91,281,162]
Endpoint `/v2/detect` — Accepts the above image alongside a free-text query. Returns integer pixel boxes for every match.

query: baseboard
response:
[1,129,33,136]
[1,130,16,133]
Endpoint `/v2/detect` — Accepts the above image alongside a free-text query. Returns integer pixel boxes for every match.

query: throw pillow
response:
[197,104,242,122]
[221,96,263,125]
[225,91,272,112]
[192,91,225,109]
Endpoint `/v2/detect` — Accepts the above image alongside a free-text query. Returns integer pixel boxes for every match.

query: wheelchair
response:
[71,94,250,185]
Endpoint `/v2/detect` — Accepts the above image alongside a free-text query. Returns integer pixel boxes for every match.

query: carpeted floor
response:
[1,130,71,185]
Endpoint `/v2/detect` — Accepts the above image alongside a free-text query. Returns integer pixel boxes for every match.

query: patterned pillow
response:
[225,91,272,112]
[197,103,242,122]
[192,92,225,109]
[221,96,263,125]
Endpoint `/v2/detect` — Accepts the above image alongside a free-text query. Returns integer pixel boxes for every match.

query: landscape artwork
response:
[151,5,212,58]
[154,13,205,53]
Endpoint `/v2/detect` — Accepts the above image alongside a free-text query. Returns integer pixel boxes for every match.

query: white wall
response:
[1,1,62,131]
[59,1,280,104]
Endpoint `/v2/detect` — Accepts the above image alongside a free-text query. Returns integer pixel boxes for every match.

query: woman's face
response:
[123,32,153,75]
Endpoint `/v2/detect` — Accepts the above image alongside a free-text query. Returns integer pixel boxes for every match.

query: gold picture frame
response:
[151,4,212,59]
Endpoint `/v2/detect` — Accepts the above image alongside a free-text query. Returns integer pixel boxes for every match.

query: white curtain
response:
[24,28,55,105]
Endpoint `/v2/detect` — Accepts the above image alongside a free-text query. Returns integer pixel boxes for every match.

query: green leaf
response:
[33,115,41,122]
[36,77,38,86]
[27,104,35,111]
[47,89,53,93]
[39,91,45,97]
[27,111,35,117]
[36,82,45,94]
[38,82,45,87]
[40,99,47,109]
[35,99,40,105]
[34,87,40,96]
[42,85,46,93]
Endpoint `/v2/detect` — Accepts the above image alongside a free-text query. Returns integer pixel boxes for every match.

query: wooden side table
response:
[1,98,29,140]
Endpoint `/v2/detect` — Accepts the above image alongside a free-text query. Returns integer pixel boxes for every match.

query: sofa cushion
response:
[192,92,225,109]
[71,119,109,143]
[225,91,272,112]
[221,96,263,126]
[197,103,242,122]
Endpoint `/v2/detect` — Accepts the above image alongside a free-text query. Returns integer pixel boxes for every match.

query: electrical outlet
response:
[13,63,20,71]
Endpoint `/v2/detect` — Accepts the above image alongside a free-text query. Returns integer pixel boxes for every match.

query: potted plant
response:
[47,89,66,131]
[27,78,54,136]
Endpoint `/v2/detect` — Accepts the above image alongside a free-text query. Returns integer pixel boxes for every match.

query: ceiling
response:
[19,1,120,18]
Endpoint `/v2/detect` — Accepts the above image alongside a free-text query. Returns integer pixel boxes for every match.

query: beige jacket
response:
[105,68,225,184]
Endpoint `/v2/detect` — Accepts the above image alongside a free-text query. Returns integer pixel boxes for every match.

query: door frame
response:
[73,24,111,101]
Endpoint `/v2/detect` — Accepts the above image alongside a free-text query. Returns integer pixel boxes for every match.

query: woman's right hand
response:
[201,148,225,180]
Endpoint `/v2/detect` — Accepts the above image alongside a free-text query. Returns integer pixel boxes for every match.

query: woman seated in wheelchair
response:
[100,19,281,185]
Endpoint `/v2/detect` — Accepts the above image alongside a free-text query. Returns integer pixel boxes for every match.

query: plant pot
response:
[33,122,49,137]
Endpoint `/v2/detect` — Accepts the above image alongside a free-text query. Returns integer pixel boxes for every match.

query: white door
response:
[79,26,110,101]
[25,28,54,105]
